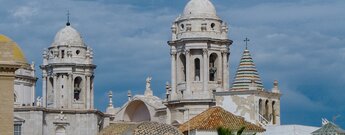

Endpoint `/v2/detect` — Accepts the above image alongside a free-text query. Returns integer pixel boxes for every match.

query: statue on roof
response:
[145,76,153,96]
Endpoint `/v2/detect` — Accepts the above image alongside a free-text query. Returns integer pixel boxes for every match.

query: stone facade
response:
[14,108,104,135]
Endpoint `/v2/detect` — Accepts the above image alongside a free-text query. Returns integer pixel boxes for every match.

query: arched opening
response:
[272,101,276,124]
[74,77,83,101]
[14,93,17,102]
[49,77,54,92]
[179,54,186,82]
[194,58,200,81]
[48,77,54,105]
[55,126,66,135]
[124,100,151,122]
[209,53,218,81]
[258,99,263,115]
[265,100,269,120]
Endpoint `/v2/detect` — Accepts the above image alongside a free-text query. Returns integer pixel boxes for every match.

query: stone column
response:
[0,64,19,135]
[70,74,74,108]
[68,73,72,108]
[203,49,208,92]
[171,51,177,100]
[42,74,47,107]
[222,51,229,90]
[91,76,94,109]
[53,74,58,108]
[218,52,223,85]
[185,49,191,96]
[86,75,91,109]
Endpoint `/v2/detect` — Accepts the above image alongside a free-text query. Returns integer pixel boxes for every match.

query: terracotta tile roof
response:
[98,122,183,135]
[178,106,265,133]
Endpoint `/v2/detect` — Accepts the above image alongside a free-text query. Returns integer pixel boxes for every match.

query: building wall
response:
[216,92,281,126]
[14,110,44,135]
[14,109,102,135]
[0,68,17,135]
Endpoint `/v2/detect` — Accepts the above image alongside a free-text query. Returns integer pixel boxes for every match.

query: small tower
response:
[127,90,132,101]
[166,0,232,124]
[40,21,96,110]
[218,42,281,126]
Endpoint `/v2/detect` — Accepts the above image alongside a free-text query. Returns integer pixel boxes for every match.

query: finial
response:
[108,91,113,108]
[66,10,71,26]
[244,37,250,50]
[272,80,280,93]
[127,90,132,101]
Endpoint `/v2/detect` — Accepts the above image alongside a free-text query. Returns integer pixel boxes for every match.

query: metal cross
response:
[66,10,70,26]
[244,37,250,49]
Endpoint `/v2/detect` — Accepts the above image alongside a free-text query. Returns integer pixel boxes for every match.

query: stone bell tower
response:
[40,21,96,110]
[165,0,232,125]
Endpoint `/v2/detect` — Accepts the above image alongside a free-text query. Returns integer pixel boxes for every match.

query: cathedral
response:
[6,0,281,134]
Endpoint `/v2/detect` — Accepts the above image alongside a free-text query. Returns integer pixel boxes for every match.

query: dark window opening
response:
[209,53,218,81]
[194,58,200,81]
[74,77,82,101]
[61,50,65,59]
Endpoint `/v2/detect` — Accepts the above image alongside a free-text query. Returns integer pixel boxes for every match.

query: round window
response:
[180,24,185,30]
[211,23,215,29]
[76,50,80,55]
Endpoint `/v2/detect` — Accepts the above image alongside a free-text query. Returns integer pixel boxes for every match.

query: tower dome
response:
[182,0,218,19]
[52,25,84,46]
[0,34,28,66]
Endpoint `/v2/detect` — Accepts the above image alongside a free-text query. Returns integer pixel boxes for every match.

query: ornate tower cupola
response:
[166,0,232,124]
[40,20,96,110]
[168,0,232,101]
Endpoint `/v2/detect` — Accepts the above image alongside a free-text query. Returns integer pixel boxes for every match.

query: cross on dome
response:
[244,37,250,50]
[66,10,71,26]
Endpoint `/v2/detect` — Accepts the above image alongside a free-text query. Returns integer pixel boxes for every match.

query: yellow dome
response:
[0,34,28,65]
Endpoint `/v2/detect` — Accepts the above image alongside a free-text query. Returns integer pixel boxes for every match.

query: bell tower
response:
[166,0,232,124]
[40,21,96,110]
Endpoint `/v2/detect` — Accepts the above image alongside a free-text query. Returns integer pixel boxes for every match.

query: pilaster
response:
[203,49,208,92]
[42,74,47,107]
[185,49,191,96]
[171,50,177,100]
[53,74,58,108]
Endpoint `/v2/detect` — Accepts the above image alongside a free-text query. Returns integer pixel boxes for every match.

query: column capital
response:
[170,50,177,55]
[184,49,190,55]
[221,50,228,54]
[202,49,208,54]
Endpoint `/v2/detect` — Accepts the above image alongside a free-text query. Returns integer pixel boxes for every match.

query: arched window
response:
[265,100,269,120]
[74,77,82,101]
[179,54,186,82]
[49,77,54,92]
[272,101,276,124]
[209,53,218,81]
[55,127,66,135]
[194,58,200,81]
[259,99,263,115]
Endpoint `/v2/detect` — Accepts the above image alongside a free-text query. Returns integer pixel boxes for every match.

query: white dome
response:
[53,25,84,46]
[183,0,217,18]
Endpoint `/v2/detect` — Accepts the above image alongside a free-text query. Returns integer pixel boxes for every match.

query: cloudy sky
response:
[1,0,345,127]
